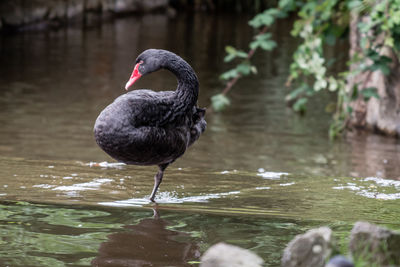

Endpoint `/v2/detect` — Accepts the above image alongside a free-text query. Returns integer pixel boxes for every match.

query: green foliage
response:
[220,62,257,81]
[285,0,400,137]
[361,87,379,101]
[248,8,281,28]
[212,4,283,112]
[249,33,277,51]
[224,46,248,62]
[215,0,400,138]
[362,49,392,75]
[187,261,201,264]
[211,94,231,112]
[292,97,308,113]
[220,68,240,80]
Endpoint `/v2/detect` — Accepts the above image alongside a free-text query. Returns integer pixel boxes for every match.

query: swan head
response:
[125,49,170,90]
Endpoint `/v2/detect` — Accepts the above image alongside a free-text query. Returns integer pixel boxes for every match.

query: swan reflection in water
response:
[91,209,200,266]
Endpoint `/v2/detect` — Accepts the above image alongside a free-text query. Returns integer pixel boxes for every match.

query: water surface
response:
[0,13,400,266]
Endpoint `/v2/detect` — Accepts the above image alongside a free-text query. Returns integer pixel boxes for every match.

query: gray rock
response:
[101,0,117,12]
[141,0,168,12]
[48,1,67,20]
[0,0,168,31]
[113,0,167,14]
[349,221,400,266]
[66,0,84,19]
[22,1,49,24]
[1,0,50,25]
[281,227,333,267]
[200,242,264,267]
[114,0,137,13]
[325,255,354,267]
[85,0,102,11]
[0,1,24,26]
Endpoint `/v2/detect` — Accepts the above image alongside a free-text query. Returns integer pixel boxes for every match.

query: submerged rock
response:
[200,242,264,267]
[326,255,354,267]
[349,221,400,265]
[281,227,334,267]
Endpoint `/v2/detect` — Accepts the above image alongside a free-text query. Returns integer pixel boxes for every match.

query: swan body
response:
[94,49,206,201]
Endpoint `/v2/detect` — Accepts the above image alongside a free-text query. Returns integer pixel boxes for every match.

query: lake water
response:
[0,12,400,266]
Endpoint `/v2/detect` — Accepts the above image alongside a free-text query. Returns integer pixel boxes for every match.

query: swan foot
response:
[149,163,169,202]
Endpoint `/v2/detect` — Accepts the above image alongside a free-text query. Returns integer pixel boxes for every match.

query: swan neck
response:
[163,56,199,107]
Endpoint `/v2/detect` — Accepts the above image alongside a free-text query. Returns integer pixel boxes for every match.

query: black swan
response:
[94,49,206,201]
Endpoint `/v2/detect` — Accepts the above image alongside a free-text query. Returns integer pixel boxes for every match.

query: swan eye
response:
[138,60,145,73]
[139,65,145,73]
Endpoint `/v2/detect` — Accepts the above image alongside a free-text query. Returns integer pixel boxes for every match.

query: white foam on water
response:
[33,184,55,189]
[86,161,126,169]
[255,186,271,190]
[99,190,241,207]
[257,171,289,180]
[333,185,361,191]
[53,178,113,191]
[279,182,295,187]
[363,177,400,188]
[333,177,400,200]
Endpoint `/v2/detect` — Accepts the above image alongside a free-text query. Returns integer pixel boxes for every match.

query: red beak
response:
[125,62,142,90]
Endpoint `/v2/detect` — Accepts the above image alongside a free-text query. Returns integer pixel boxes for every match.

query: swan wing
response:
[121,90,175,127]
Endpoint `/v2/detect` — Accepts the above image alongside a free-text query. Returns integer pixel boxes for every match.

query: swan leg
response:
[149,163,169,202]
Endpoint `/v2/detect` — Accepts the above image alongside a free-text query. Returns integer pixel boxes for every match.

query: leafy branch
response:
[211,8,284,112]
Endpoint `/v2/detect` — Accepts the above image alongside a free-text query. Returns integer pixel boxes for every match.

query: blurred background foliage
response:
[212,0,400,138]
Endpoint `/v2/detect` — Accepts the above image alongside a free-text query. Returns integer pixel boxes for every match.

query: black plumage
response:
[94,49,206,201]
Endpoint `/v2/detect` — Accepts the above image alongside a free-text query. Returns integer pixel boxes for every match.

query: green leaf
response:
[236,62,252,75]
[329,118,345,140]
[261,40,277,50]
[361,87,380,101]
[324,33,336,46]
[358,22,372,33]
[363,61,391,75]
[279,0,297,11]
[250,33,276,51]
[379,64,391,75]
[265,8,281,17]
[225,45,236,54]
[363,49,392,75]
[220,68,239,80]
[249,41,258,50]
[249,10,276,28]
[224,46,248,62]
[325,102,336,113]
[211,94,230,112]
[285,84,308,102]
[224,53,236,62]
[347,106,353,114]
[351,84,358,101]
[236,51,248,58]
[347,0,362,10]
[255,32,272,41]
[293,97,308,113]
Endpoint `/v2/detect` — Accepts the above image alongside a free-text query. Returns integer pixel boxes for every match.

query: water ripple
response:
[98,190,241,207]
[333,176,400,200]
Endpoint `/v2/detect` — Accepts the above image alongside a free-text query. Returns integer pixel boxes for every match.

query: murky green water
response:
[0,13,400,266]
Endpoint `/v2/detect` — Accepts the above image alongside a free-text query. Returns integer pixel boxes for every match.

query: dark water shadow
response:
[91,209,201,267]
